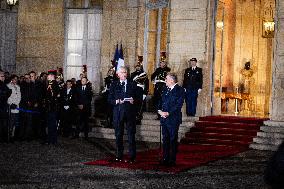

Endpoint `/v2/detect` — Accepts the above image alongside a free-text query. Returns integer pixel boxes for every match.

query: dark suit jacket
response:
[76,85,93,116]
[108,80,142,124]
[183,67,203,90]
[0,81,11,114]
[60,87,77,111]
[159,84,185,126]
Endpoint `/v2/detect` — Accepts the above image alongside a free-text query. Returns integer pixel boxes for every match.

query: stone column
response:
[168,0,211,116]
[270,0,284,122]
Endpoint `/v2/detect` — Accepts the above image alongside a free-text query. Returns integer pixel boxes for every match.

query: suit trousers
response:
[114,116,136,160]
[162,123,179,163]
[185,88,198,116]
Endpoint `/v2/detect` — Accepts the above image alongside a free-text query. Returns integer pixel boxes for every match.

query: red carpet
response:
[85,116,267,173]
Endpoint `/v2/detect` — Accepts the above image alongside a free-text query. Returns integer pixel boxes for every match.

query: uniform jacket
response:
[151,67,171,83]
[183,67,203,90]
[130,70,149,95]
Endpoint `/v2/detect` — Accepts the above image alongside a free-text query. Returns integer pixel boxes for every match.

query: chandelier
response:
[6,0,18,10]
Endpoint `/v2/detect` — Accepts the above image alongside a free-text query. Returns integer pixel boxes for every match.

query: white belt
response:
[153,79,166,85]
[137,84,145,90]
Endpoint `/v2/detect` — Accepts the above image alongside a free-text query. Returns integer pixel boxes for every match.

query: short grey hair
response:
[116,66,127,73]
[167,72,178,83]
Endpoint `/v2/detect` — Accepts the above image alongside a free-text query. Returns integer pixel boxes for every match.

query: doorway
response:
[213,0,275,117]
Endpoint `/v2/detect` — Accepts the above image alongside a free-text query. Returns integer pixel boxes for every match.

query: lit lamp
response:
[6,0,18,10]
[262,20,275,38]
[262,4,275,38]
[216,21,224,30]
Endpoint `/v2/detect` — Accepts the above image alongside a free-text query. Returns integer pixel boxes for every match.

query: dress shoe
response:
[159,159,169,166]
[125,158,136,164]
[168,161,176,167]
[114,157,123,162]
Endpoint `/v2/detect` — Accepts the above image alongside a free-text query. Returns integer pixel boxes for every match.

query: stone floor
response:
[0,137,274,189]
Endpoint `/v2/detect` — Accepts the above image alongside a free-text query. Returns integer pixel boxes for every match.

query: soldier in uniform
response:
[151,52,171,115]
[130,56,149,124]
[183,58,203,116]
[102,67,116,127]
[43,70,60,145]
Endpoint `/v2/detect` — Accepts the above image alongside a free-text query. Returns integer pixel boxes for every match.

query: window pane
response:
[67,40,83,66]
[68,14,84,39]
[66,66,83,80]
[88,13,102,40]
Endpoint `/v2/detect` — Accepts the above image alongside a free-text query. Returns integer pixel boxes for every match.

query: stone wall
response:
[16,0,65,75]
[100,0,144,80]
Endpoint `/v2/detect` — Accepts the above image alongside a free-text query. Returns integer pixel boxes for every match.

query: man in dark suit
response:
[158,72,184,166]
[183,58,203,116]
[0,70,12,143]
[75,77,93,139]
[60,80,77,137]
[108,66,141,163]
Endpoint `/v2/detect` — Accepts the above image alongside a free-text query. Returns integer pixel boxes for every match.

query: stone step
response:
[257,131,284,139]
[253,137,283,146]
[141,119,194,127]
[89,130,185,142]
[249,143,278,151]
[91,127,190,136]
[263,120,284,127]
[260,126,284,133]
[142,112,199,122]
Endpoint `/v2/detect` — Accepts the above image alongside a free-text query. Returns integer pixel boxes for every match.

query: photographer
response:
[0,70,12,143]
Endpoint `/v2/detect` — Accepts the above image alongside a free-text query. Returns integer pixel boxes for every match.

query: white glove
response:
[198,89,202,94]
[64,106,69,110]
[143,95,147,100]
[102,87,107,93]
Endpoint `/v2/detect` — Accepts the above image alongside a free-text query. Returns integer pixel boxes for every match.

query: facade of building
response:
[0,0,283,126]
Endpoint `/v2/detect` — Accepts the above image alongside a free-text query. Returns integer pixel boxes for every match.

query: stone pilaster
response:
[270,0,284,121]
[168,0,211,116]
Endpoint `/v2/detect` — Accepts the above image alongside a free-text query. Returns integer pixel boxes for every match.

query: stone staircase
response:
[250,120,284,151]
[88,112,197,142]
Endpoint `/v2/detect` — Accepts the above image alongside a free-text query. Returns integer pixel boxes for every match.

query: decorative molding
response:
[146,0,169,9]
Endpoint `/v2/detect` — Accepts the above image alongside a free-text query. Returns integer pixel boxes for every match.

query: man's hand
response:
[158,110,169,118]
[64,106,69,110]
[78,104,84,110]
[116,99,124,104]
[129,98,134,104]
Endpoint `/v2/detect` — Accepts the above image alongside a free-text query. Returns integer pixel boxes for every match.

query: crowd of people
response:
[0,69,93,145]
[0,54,203,166]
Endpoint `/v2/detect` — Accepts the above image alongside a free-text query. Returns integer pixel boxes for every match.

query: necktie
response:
[121,81,125,92]
[82,86,85,91]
